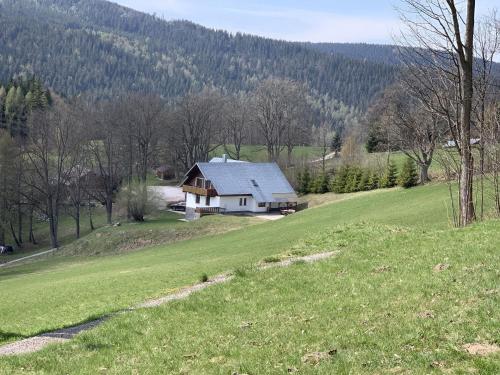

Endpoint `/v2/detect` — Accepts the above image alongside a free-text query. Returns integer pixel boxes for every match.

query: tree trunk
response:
[28,205,37,244]
[47,196,59,248]
[17,201,23,244]
[9,221,21,248]
[419,163,430,184]
[106,194,113,225]
[75,204,80,239]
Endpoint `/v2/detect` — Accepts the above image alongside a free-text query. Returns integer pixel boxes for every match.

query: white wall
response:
[186,193,220,209]
[185,193,268,213]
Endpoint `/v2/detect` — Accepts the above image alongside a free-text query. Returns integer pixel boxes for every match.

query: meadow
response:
[0,177,498,373]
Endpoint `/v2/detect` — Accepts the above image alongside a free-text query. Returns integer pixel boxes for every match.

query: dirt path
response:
[0,251,338,357]
[0,249,57,268]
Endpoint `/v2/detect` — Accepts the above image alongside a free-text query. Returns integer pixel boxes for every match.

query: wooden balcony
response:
[195,207,226,215]
[182,185,217,197]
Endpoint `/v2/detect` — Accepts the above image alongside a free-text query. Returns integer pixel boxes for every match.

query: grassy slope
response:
[0,184,475,340]
[0,183,498,373]
[3,221,498,374]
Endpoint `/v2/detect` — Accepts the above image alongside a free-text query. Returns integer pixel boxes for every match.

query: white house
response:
[180,156,298,220]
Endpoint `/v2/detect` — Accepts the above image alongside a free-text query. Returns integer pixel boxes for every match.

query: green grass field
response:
[211,145,325,162]
[0,182,499,374]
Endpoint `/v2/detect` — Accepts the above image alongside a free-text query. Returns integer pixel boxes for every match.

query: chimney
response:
[223,154,228,163]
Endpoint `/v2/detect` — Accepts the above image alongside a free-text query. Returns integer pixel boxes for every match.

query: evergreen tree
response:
[358,169,371,191]
[312,173,330,194]
[332,165,350,194]
[398,158,419,188]
[298,168,312,195]
[380,160,398,188]
[368,171,380,190]
[345,167,363,192]
[330,133,342,153]
[365,131,379,153]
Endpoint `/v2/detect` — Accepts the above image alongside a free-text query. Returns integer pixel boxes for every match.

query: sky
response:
[112,1,498,45]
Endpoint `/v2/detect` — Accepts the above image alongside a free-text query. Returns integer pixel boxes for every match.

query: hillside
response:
[0,183,499,373]
[0,0,397,111]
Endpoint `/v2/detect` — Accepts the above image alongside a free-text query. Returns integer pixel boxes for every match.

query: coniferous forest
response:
[0,0,397,119]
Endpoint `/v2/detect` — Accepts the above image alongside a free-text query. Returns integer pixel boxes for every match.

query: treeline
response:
[0,0,396,122]
[297,158,418,196]
[0,78,52,137]
[0,78,322,249]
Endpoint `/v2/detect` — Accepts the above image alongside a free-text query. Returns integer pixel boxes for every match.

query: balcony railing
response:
[182,185,217,197]
[195,207,226,215]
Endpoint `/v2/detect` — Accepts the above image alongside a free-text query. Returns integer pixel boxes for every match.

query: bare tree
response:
[399,0,479,226]
[25,103,78,248]
[222,95,251,160]
[472,13,500,219]
[88,101,123,225]
[370,83,445,183]
[171,90,224,170]
[252,78,311,164]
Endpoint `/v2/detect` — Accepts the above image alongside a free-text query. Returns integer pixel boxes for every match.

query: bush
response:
[398,158,419,188]
[380,161,398,188]
[200,273,209,283]
[117,182,157,222]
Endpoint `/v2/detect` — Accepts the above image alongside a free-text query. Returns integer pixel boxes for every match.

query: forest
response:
[0,0,398,134]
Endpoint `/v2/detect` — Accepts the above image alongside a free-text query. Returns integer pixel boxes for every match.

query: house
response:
[180,156,298,220]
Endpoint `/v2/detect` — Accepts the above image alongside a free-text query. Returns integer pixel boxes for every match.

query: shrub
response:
[200,273,209,283]
[380,160,398,188]
[398,158,419,188]
[117,182,157,222]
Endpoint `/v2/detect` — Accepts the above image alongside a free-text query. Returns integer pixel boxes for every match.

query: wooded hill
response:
[0,0,397,112]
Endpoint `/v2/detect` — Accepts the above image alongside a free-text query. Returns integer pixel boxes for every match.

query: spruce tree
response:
[332,165,350,194]
[298,168,312,195]
[358,169,371,191]
[398,158,419,188]
[380,161,398,188]
[368,171,380,190]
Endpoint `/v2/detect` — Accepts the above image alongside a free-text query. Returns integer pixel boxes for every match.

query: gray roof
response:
[209,157,247,163]
[194,162,297,203]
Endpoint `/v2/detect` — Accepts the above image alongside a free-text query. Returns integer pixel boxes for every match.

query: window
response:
[239,198,247,206]
[239,198,243,206]
[258,202,266,208]
[205,196,211,206]
[195,194,200,204]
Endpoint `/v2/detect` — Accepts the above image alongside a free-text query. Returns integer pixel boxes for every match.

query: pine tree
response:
[398,158,419,188]
[330,133,342,153]
[345,167,363,192]
[380,161,398,188]
[313,173,330,194]
[365,132,379,153]
[368,171,380,190]
[332,165,350,194]
[358,169,371,191]
[298,168,312,195]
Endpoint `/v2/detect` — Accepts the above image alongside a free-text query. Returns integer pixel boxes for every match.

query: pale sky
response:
[111,0,498,44]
